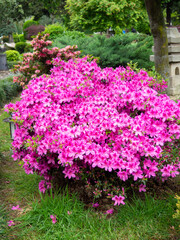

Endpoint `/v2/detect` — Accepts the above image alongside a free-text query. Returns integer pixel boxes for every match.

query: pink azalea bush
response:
[5,56,180,206]
[12,33,80,86]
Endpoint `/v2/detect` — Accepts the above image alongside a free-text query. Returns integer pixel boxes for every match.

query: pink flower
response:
[67,211,72,215]
[46,60,51,65]
[39,180,46,193]
[92,202,99,208]
[112,195,125,205]
[11,205,21,210]
[139,184,146,192]
[50,215,57,224]
[122,187,125,195]
[7,220,15,226]
[105,208,114,214]
[35,70,40,74]
[6,49,180,204]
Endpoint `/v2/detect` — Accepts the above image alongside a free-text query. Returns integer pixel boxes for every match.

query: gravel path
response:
[0,70,12,80]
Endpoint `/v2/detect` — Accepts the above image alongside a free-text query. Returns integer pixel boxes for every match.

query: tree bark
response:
[144,0,169,79]
[166,2,172,26]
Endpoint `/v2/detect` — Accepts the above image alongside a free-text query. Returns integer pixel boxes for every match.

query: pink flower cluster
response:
[5,56,180,205]
[50,215,57,224]
[12,33,80,86]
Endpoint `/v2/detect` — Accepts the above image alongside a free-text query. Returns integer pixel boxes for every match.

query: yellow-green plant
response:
[173,195,180,221]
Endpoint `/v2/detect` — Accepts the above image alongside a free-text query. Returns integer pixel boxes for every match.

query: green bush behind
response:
[15,42,28,54]
[43,23,65,39]
[13,33,26,43]
[0,76,22,107]
[53,33,154,69]
[23,20,39,31]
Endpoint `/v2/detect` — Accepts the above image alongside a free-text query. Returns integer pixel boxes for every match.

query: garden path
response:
[0,70,11,80]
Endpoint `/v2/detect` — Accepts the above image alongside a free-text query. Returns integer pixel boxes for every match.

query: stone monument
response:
[150,27,180,96]
[0,53,8,71]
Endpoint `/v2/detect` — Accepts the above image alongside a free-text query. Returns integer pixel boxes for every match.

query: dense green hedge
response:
[53,33,154,69]
[0,76,22,107]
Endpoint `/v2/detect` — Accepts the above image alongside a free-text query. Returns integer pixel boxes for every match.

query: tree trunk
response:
[144,0,169,79]
[166,2,172,26]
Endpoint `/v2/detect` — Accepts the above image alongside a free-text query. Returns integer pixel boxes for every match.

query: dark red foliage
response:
[24,25,45,40]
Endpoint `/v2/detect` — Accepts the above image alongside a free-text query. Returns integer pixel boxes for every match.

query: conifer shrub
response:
[53,33,154,70]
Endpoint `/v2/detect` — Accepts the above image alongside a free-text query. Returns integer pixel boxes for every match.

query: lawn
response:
[0,97,180,240]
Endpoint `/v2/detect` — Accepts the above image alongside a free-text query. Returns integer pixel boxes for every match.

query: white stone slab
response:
[152,45,180,53]
[168,45,180,53]
[169,55,180,62]
[4,42,15,50]
[168,37,180,44]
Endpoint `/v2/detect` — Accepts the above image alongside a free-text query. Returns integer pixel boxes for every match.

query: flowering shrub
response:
[13,33,80,86]
[5,57,180,206]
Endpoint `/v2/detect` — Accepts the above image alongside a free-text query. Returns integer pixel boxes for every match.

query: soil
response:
[52,168,180,209]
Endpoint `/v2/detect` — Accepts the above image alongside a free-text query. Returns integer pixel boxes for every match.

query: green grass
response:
[0,96,180,240]
[9,190,179,240]
[0,95,21,152]
[0,205,8,239]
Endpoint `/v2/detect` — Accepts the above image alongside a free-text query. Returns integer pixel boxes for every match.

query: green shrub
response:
[65,30,86,39]
[0,76,22,107]
[38,15,54,26]
[15,42,27,54]
[136,21,151,35]
[5,50,20,61]
[23,19,39,39]
[7,61,20,70]
[43,23,65,39]
[12,33,20,43]
[24,43,33,53]
[19,34,25,42]
[52,33,154,70]
[23,19,39,31]
[0,88,6,106]
[13,33,25,43]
